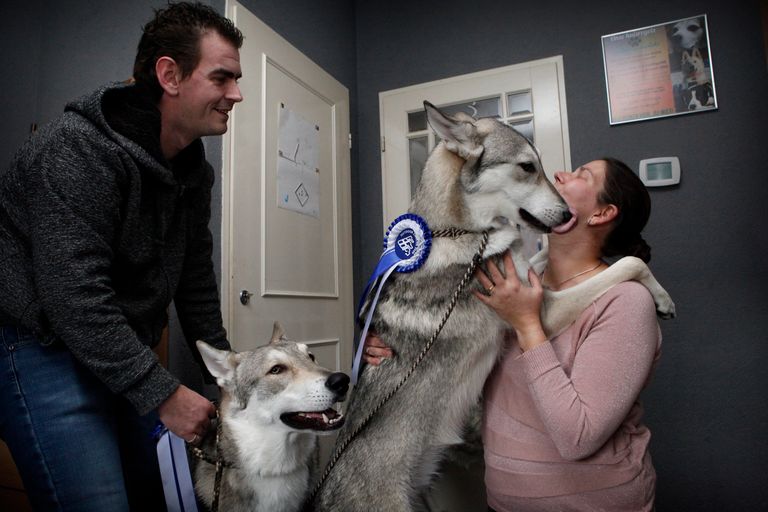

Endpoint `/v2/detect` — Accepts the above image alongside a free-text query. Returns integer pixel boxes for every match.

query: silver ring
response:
[487,284,495,295]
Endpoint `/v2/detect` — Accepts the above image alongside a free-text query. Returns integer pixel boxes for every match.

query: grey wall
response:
[354,0,768,510]
[1,0,188,162]
[2,0,767,510]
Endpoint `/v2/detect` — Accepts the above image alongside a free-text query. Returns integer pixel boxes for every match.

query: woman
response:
[364,158,661,511]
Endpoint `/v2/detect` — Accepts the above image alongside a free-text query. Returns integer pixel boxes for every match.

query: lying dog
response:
[194,322,349,512]
[311,102,674,511]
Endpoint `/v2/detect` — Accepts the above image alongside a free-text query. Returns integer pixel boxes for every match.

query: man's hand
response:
[362,332,393,366]
[157,385,215,445]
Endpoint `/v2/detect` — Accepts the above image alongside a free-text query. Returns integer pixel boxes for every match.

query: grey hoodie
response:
[0,82,228,414]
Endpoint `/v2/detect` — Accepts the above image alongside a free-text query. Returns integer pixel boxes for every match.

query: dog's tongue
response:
[551,209,578,234]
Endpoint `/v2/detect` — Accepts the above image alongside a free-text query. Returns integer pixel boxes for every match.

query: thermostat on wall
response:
[638,157,680,187]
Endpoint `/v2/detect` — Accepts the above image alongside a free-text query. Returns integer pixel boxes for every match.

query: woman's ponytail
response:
[598,158,652,263]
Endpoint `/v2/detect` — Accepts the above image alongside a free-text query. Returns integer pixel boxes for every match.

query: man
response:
[0,3,242,510]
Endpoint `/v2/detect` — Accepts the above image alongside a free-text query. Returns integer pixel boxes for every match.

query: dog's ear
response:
[681,50,691,62]
[270,321,288,344]
[693,47,702,59]
[196,340,238,385]
[424,101,480,158]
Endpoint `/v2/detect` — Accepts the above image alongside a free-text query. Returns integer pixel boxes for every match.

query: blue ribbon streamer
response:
[351,214,431,384]
[156,427,199,512]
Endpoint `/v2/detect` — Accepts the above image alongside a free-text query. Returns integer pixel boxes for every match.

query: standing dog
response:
[312,103,674,511]
[194,323,349,512]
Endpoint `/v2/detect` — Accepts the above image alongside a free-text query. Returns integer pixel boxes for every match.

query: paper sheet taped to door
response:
[277,104,320,218]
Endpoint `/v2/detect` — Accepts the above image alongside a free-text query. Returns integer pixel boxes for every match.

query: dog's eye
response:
[308,353,316,362]
[519,162,536,174]
[268,364,286,375]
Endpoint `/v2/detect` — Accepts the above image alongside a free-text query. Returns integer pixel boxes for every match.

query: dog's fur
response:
[682,81,715,110]
[682,47,707,87]
[670,18,705,50]
[193,323,349,512]
[312,103,675,511]
[680,47,714,110]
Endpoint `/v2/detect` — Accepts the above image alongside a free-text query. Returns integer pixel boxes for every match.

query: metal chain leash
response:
[304,230,489,509]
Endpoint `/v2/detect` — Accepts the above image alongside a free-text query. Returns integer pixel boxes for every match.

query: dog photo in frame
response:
[602,14,718,124]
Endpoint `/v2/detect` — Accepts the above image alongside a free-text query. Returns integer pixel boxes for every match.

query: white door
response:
[222,1,353,378]
[380,56,571,230]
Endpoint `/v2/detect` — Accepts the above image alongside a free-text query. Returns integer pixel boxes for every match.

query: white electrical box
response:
[638,157,680,187]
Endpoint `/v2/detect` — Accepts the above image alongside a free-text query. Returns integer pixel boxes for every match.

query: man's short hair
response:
[133,1,244,100]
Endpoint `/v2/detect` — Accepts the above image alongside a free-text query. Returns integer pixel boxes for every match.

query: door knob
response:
[239,290,252,305]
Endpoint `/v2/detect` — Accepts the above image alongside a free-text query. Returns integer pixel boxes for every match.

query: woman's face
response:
[553,160,608,219]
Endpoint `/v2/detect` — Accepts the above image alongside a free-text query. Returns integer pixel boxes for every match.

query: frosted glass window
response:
[511,119,534,142]
[408,111,427,132]
[507,91,532,116]
[408,136,428,196]
[440,97,501,119]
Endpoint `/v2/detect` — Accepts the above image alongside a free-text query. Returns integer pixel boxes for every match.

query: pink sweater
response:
[483,281,661,511]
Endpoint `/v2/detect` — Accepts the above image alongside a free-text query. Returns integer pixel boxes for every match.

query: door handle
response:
[239,290,252,305]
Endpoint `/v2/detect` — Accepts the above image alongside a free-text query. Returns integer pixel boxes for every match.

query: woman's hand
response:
[362,331,393,366]
[473,250,548,352]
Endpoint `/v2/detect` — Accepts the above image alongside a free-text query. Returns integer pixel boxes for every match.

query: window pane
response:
[507,91,532,116]
[409,136,429,197]
[510,119,534,142]
[440,97,501,119]
[408,111,427,132]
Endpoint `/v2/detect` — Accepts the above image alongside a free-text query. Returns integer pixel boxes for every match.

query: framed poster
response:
[601,14,717,125]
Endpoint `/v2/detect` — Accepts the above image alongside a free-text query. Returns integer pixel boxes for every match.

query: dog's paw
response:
[655,296,676,319]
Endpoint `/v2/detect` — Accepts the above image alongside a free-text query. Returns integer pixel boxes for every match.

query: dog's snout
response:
[325,372,350,394]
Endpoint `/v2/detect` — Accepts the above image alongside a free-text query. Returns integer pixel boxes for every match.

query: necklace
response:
[543,261,604,289]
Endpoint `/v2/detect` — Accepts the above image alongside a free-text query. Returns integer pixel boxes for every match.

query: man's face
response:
[175,31,243,140]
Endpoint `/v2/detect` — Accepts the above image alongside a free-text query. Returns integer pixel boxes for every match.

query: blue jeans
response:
[0,326,166,511]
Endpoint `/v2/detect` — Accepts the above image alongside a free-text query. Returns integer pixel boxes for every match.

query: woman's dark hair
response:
[598,157,652,262]
[133,2,244,100]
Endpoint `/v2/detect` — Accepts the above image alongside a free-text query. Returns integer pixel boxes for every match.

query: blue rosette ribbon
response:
[351,213,432,383]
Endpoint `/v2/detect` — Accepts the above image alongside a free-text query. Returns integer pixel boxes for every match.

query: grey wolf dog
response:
[670,17,705,50]
[312,103,674,511]
[194,323,349,512]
